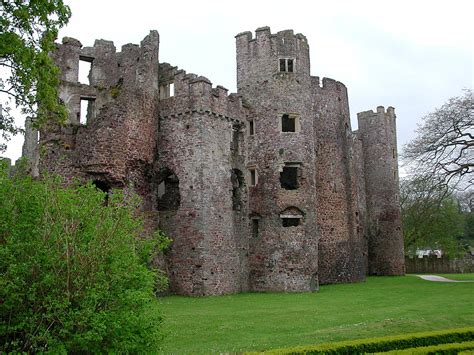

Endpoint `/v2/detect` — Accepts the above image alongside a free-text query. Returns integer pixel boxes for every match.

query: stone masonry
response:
[24,27,405,295]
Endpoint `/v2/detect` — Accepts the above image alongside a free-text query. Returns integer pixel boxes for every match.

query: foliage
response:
[159,276,474,352]
[0,160,167,353]
[400,177,465,256]
[0,0,71,152]
[250,327,474,354]
[402,90,473,189]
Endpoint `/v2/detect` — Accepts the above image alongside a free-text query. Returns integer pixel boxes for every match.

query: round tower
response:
[235,27,318,291]
[357,106,405,275]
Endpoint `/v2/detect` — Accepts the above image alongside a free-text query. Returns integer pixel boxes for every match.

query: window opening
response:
[280,206,303,228]
[249,167,257,186]
[252,219,259,238]
[281,114,296,132]
[157,169,181,211]
[80,98,95,125]
[282,218,300,227]
[249,120,255,136]
[78,57,93,85]
[279,58,294,73]
[92,180,110,205]
[280,164,300,190]
[159,82,175,99]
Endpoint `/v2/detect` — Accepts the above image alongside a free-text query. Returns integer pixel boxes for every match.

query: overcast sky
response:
[2,0,473,161]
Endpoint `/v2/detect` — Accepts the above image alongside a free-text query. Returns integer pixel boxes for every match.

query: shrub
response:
[249,327,474,354]
[0,161,167,352]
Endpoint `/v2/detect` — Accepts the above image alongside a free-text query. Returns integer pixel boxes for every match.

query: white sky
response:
[2,0,473,161]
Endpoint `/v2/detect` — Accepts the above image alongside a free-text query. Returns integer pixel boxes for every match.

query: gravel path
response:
[416,275,473,282]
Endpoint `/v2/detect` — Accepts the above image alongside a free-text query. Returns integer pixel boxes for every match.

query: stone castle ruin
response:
[23,27,405,295]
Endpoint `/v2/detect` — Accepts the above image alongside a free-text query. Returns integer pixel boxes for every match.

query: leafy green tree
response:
[0,160,169,352]
[400,177,465,256]
[0,0,71,152]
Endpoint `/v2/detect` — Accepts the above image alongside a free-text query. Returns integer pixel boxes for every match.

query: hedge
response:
[245,327,474,354]
[378,340,474,354]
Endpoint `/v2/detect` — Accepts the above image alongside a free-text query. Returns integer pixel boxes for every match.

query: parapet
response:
[357,106,396,120]
[158,63,244,122]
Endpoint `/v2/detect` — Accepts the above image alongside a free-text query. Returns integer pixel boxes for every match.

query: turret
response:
[357,106,405,275]
[235,27,318,292]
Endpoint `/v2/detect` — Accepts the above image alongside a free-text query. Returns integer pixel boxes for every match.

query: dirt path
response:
[416,275,473,282]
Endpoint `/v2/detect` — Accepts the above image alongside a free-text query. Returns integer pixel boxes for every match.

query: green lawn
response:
[157,276,474,353]
[436,273,474,281]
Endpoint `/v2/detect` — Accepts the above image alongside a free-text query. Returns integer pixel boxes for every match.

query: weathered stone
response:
[23,27,405,296]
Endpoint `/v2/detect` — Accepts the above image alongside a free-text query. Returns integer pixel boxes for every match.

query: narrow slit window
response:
[80,98,95,125]
[78,57,93,85]
[279,59,286,72]
[252,219,259,238]
[249,120,255,136]
[249,167,257,186]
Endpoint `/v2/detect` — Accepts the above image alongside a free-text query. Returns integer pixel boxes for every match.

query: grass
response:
[157,276,474,353]
[436,273,474,281]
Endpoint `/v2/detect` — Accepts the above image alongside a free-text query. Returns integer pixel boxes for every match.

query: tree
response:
[400,176,465,256]
[0,160,170,352]
[403,90,473,189]
[0,0,71,152]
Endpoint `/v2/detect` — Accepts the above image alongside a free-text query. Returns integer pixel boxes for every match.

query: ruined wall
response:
[358,107,405,275]
[24,27,406,296]
[35,32,159,209]
[312,78,367,284]
[236,28,319,291]
[157,64,249,295]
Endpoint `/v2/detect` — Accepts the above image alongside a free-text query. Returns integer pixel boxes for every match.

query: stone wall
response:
[157,64,249,295]
[236,28,319,291]
[312,77,367,284]
[358,107,405,275]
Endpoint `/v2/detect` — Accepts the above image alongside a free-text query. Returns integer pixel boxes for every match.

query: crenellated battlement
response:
[158,63,244,123]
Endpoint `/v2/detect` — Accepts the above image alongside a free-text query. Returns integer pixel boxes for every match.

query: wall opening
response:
[281,113,300,133]
[280,163,300,190]
[231,169,245,211]
[279,58,294,73]
[249,120,255,136]
[92,180,110,205]
[282,218,300,227]
[280,206,304,228]
[78,56,93,85]
[159,82,175,99]
[252,219,259,237]
[157,168,181,211]
[248,167,257,186]
[80,98,95,125]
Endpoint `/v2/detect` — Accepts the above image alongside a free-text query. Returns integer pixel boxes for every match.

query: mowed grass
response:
[436,273,474,281]
[157,276,474,353]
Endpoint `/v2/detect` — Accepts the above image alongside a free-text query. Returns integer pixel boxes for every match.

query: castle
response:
[23,27,405,296]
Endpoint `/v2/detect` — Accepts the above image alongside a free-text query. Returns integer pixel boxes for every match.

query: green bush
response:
[0,161,167,352]
[379,340,474,354]
[248,327,474,354]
